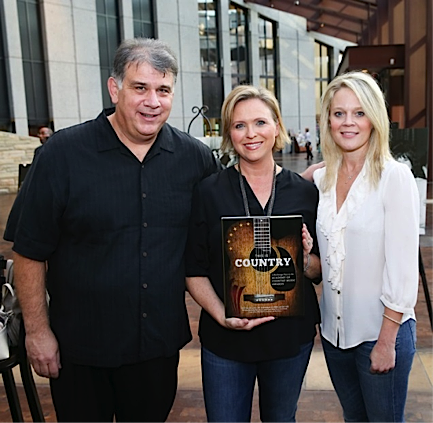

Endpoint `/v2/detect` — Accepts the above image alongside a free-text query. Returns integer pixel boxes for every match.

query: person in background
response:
[304,127,313,160]
[4,38,219,422]
[313,71,419,422]
[34,126,53,158]
[316,121,321,154]
[186,85,321,422]
[288,129,296,154]
[37,126,53,144]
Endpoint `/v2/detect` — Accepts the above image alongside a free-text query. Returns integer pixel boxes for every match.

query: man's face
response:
[108,61,175,145]
[38,128,51,144]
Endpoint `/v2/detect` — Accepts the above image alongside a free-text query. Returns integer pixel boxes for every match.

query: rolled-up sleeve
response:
[380,163,420,314]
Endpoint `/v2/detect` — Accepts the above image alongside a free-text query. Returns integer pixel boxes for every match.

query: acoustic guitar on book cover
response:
[222,215,304,318]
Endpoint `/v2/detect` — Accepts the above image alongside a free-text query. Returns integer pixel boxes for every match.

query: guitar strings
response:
[238,162,277,298]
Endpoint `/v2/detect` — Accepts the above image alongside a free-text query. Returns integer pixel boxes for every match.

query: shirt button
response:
[143,222,148,228]
[143,283,148,289]
[142,313,147,318]
[141,164,145,169]
[142,252,147,257]
[337,290,341,294]
[142,193,146,199]
[337,316,341,320]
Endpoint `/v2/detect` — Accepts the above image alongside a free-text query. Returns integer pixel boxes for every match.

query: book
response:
[221,215,304,318]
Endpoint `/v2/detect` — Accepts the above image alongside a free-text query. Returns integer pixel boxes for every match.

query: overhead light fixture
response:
[294,1,300,5]
[320,23,325,28]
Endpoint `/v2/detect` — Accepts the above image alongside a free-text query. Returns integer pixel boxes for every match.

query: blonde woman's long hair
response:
[220,85,289,154]
[319,71,392,192]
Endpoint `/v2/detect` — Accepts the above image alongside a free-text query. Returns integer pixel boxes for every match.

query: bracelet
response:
[303,253,311,272]
[382,313,402,326]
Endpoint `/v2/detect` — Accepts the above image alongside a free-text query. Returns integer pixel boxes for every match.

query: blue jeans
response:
[321,319,416,422]
[201,342,313,422]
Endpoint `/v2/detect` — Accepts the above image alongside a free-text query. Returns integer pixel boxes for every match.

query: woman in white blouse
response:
[313,71,419,422]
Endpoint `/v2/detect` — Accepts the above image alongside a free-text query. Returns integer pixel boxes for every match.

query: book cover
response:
[222,215,304,318]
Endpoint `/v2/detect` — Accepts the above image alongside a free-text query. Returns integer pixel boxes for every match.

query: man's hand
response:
[26,328,61,378]
[300,161,325,182]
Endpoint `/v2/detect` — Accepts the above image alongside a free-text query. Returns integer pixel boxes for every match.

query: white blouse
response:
[314,159,420,349]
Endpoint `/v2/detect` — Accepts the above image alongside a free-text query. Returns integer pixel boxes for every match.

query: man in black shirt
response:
[4,38,218,422]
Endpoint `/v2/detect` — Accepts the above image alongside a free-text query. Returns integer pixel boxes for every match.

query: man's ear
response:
[107,77,120,104]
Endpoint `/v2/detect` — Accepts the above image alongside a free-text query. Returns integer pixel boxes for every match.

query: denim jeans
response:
[201,341,313,422]
[321,319,416,422]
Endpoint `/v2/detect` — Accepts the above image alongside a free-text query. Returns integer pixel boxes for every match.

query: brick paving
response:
[0,153,431,422]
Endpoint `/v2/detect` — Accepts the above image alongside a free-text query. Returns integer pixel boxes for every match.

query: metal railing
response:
[187,105,212,136]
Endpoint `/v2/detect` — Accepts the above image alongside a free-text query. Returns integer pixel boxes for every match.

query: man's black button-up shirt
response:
[4,110,219,367]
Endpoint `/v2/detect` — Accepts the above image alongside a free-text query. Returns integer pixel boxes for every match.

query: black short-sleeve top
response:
[186,166,321,362]
[4,109,219,367]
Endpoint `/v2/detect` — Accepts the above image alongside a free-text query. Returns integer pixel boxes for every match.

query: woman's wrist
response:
[304,253,311,272]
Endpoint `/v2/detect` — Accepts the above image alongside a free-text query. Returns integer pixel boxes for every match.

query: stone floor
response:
[0,151,431,422]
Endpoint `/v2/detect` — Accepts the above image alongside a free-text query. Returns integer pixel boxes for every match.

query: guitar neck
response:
[253,217,271,256]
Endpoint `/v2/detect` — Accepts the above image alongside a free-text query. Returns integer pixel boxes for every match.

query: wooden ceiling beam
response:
[289,2,368,24]
[323,0,377,8]
[307,18,361,36]
[244,0,377,43]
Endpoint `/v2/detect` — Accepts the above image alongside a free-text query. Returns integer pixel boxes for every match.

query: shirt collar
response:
[96,108,176,154]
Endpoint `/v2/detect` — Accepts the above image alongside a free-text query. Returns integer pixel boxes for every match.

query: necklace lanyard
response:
[238,161,277,217]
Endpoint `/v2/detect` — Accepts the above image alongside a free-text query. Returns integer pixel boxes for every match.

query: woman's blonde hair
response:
[319,71,392,191]
[220,85,289,154]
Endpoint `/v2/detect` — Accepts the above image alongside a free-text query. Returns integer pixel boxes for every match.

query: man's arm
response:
[13,252,61,378]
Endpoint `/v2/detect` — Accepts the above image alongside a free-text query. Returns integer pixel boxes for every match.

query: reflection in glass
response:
[315,41,332,118]
[97,0,120,109]
[132,0,154,38]
[259,15,276,96]
[198,0,222,128]
[0,5,11,131]
[199,1,219,74]
[17,0,50,131]
[230,3,249,88]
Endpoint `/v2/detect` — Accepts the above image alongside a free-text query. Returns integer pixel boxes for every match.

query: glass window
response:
[17,0,50,134]
[229,3,249,88]
[259,16,277,95]
[199,0,219,74]
[96,0,120,109]
[132,0,154,38]
[198,0,222,132]
[315,80,321,119]
[314,41,331,118]
[0,7,12,132]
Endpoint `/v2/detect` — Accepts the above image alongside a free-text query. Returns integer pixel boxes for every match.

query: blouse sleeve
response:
[380,162,420,313]
[312,166,325,187]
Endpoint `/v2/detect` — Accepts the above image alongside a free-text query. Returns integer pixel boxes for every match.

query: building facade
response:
[0,0,352,142]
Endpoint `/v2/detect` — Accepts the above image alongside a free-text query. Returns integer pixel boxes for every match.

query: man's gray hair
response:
[111,38,178,86]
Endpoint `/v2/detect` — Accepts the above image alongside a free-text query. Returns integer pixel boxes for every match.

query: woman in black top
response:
[186,85,321,422]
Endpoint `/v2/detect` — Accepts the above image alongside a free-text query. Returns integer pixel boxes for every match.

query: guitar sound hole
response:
[249,246,297,291]
[249,247,278,273]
